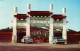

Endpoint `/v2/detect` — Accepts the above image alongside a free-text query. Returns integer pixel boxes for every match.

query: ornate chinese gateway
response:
[12,4,67,44]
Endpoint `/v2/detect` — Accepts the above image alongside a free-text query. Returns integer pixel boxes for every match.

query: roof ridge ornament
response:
[14,6,18,15]
[62,8,66,16]
[50,4,53,13]
[27,4,31,12]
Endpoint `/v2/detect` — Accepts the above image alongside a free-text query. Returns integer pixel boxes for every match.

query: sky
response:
[0,0,80,31]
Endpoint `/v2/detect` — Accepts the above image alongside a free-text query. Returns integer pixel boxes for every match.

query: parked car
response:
[53,37,66,44]
[21,36,33,43]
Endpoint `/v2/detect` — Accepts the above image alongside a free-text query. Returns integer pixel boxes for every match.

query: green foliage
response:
[67,29,77,33]
[31,34,38,38]
[31,34,49,38]
[0,27,12,32]
[31,27,48,31]
[41,35,45,38]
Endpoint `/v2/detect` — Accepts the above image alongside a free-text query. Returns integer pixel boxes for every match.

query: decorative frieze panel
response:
[17,23,27,26]
[53,23,63,27]
[53,20,63,29]
[17,20,27,23]
[54,21,63,23]
[30,17,50,25]
[34,24,46,27]
[31,23,49,27]
[17,26,26,28]
[31,17,50,20]
[17,20,27,28]
[54,27,63,29]
[30,20,49,24]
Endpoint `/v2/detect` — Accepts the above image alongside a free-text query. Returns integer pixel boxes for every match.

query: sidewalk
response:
[0,42,80,48]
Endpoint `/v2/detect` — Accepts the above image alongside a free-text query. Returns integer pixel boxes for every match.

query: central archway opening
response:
[30,27,49,43]
[30,16,50,43]
[17,28,26,43]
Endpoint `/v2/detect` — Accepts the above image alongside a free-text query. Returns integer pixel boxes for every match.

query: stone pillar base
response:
[12,35,17,43]
[49,42,53,44]
[64,41,67,44]
[49,36,53,44]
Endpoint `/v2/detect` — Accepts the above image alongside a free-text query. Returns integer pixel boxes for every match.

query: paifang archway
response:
[12,4,67,44]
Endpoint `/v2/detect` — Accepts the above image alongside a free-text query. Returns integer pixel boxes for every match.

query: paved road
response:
[0,42,80,51]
